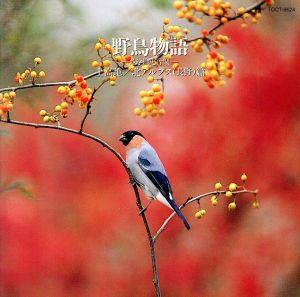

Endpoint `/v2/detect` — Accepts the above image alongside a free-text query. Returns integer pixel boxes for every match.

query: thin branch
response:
[153,189,258,242]
[79,77,110,133]
[0,118,126,168]
[0,71,101,93]
[132,184,161,296]
[187,0,266,43]
[0,118,162,296]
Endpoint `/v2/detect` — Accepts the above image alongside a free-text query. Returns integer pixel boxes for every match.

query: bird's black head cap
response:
[119,130,145,146]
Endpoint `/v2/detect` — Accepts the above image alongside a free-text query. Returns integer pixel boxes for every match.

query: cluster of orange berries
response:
[15,57,46,85]
[201,51,234,88]
[162,18,189,40]
[195,173,259,219]
[0,91,16,117]
[39,100,69,123]
[38,74,95,123]
[58,74,94,109]
[134,82,165,118]
[93,38,136,75]
[237,7,263,28]
[173,0,232,24]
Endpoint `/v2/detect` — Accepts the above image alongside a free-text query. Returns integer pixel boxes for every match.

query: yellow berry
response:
[141,97,149,105]
[146,104,154,112]
[200,209,206,216]
[147,76,154,83]
[241,23,247,29]
[30,71,37,78]
[214,182,222,190]
[110,75,117,81]
[226,191,233,198]
[7,103,14,110]
[39,71,46,78]
[158,108,165,116]
[229,183,237,191]
[60,102,69,109]
[95,43,102,50]
[128,65,135,72]
[86,88,93,95]
[253,200,260,209]
[211,196,218,206]
[177,11,184,18]
[54,105,62,112]
[103,60,111,67]
[34,57,42,64]
[57,86,67,94]
[150,109,158,117]
[133,108,142,116]
[43,115,50,123]
[139,90,147,97]
[228,202,236,211]
[109,81,116,86]
[140,111,147,118]
[141,64,150,71]
[241,173,247,181]
[105,44,112,51]
[195,211,203,219]
[237,7,246,15]
[221,17,228,23]
[39,110,47,116]
[9,91,16,99]
[152,84,161,92]
[92,60,100,68]
[69,89,76,98]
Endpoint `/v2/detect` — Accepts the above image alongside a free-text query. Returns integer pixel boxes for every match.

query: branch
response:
[153,188,258,243]
[0,71,101,93]
[0,118,162,296]
[187,0,266,43]
[79,77,110,133]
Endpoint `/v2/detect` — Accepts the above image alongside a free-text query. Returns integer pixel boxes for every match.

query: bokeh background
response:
[0,0,299,296]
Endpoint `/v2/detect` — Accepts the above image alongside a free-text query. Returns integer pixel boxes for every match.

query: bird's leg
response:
[139,199,153,215]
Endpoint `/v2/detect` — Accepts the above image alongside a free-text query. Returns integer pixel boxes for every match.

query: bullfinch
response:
[119,130,190,230]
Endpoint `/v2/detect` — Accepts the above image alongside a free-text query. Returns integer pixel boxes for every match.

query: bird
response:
[119,130,190,230]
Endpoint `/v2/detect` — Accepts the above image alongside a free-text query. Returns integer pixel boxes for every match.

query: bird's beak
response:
[119,135,126,142]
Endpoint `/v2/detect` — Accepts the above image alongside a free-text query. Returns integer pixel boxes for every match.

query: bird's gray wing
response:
[137,146,173,199]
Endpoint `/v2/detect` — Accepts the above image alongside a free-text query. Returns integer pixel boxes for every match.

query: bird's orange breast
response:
[127,135,145,149]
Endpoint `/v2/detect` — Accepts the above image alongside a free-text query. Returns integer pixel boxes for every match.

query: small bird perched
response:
[119,130,190,230]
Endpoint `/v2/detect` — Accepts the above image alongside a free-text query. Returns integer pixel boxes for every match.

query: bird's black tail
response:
[169,199,190,230]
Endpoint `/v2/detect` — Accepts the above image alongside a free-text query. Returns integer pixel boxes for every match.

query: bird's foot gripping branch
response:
[0,1,273,296]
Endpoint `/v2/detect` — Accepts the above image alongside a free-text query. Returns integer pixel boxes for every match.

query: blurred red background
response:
[1,3,300,297]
